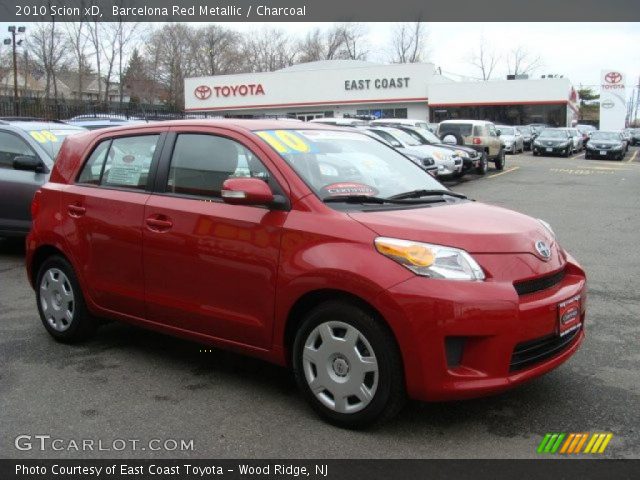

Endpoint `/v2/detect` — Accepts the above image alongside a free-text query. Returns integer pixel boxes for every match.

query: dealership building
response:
[184,60,579,126]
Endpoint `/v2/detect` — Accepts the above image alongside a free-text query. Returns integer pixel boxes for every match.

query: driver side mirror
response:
[13,156,47,173]
[221,177,275,207]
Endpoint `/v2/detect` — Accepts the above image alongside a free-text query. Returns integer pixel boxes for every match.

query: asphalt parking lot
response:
[1,147,639,459]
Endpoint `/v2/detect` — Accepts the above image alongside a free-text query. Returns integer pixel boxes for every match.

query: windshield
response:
[517,127,532,134]
[499,127,515,135]
[538,129,567,139]
[377,128,422,147]
[590,132,619,141]
[413,128,441,144]
[255,129,443,201]
[27,128,84,159]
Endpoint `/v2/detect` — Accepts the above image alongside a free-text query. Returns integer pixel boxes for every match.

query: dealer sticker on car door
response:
[558,294,581,337]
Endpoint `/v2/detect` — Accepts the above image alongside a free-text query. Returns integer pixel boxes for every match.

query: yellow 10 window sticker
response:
[29,130,59,143]
[256,130,316,154]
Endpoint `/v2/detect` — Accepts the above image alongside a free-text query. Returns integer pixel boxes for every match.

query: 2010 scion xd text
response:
[26,120,586,428]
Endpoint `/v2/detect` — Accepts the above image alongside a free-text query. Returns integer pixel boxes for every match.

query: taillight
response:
[31,190,42,219]
[472,137,482,145]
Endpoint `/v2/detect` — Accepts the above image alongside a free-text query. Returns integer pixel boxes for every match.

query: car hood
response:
[501,134,516,141]
[589,139,620,146]
[537,138,568,144]
[348,201,555,255]
[400,146,455,166]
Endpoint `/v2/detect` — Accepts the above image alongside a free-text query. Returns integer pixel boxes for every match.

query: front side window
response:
[0,131,36,169]
[167,134,270,198]
[255,129,443,201]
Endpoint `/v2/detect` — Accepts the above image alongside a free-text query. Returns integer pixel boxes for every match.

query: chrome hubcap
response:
[302,321,378,414]
[40,268,75,332]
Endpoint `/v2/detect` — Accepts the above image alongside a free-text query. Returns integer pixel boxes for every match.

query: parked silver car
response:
[0,119,86,237]
[496,126,524,154]
[559,127,583,153]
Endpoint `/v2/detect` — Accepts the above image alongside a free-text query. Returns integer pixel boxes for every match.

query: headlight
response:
[558,142,569,147]
[538,219,555,238]
[534,140,542,146]
[374,237,485,281]
[404,153,422,165]
[612,144,623,150]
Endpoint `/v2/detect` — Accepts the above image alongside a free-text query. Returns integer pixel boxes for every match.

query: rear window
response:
[439,123,473,137]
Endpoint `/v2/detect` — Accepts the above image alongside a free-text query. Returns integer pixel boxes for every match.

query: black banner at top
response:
[1,0,640,22]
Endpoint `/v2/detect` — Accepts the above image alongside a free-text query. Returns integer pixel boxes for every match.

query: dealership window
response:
[167,134,270,199]
[356,108,408,119]
[431,103,567,127]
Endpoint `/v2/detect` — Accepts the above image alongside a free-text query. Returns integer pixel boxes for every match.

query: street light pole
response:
[5,26,25,116]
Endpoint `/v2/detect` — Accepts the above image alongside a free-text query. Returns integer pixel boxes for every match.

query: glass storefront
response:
[430,103,567,126]
[356,108,408,119]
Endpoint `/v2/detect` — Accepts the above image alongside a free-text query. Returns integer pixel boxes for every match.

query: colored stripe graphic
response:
[538,433,613,454]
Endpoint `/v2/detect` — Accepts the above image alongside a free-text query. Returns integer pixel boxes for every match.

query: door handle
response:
[67,204,86,217]
[145,216,173,231]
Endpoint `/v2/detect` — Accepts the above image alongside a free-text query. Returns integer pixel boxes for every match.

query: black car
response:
[386,125,488,175]
[516,126,534,150]
[629,129,640,146]
[585,131,627,160]
[532,128,573,157]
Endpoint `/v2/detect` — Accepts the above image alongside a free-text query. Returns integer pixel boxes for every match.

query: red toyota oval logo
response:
[194,85,212,100]
[604,72,622,84]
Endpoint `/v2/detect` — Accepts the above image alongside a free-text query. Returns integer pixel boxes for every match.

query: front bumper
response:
[586,147,622,159]
[533,144,570,155]
[375,252,586,402]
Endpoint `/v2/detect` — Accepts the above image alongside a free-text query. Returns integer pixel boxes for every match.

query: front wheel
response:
[292,301,405,429]
[494,149,505,170]
[476,153,488,175]
[36,256,97,343]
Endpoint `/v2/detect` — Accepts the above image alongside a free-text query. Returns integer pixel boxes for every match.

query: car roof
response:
[439,120,492,125]
[0,121,87,131]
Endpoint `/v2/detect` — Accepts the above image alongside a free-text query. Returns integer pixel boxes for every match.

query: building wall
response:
[185,62,436,113]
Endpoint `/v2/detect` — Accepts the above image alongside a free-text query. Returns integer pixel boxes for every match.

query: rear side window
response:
[77,135,159,189]
[167,134,270,199]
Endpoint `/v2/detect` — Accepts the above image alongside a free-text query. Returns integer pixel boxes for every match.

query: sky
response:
[2,21,638,95]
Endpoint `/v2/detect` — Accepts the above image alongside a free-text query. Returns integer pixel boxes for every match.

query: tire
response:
[563,148,570,158]
[511,145,516,155]
[440,132,464,146]
[585,153,591,160]
[292,300,405,429]
[475,153,488,175]
[36,255,97,343]
[494,149,505,170]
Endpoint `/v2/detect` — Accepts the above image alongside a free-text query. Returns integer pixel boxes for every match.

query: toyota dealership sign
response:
[599,70,626,130]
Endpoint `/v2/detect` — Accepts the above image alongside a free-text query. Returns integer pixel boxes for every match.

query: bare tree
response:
[297,25,351,63]
[468,36,499,80]
[339,23,368,61]
[116,22,142,103]
[86,19,103,99]
[241,28,297,72]
[191,24,242,76]
[28,23,69,101]
[65,21,90,99]
[390,22,426,63]
[507,46,542,77]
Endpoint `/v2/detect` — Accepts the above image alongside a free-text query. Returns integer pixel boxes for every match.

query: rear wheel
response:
[36,256,97,343]
[292,301,405,429]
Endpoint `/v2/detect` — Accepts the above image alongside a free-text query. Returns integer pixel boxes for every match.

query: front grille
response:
[510,327,580,372]
[514,268,565,296]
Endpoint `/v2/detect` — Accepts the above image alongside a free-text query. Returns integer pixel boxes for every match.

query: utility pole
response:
[4,26,26,116]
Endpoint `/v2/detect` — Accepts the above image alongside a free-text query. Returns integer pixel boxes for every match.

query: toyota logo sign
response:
[604,71,622,84]
[194,85,212,100]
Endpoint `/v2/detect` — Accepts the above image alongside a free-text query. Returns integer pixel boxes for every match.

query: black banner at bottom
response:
[1,459,638,480]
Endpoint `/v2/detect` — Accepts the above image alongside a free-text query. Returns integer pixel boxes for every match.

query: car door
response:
[62,132,164,318]
[142,128,288,348]
[487,124,501,156]
[0,130,48,235]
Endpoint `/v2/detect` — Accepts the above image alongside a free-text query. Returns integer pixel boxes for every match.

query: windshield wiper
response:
[387,189,467,200]
[323,194,449,205]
